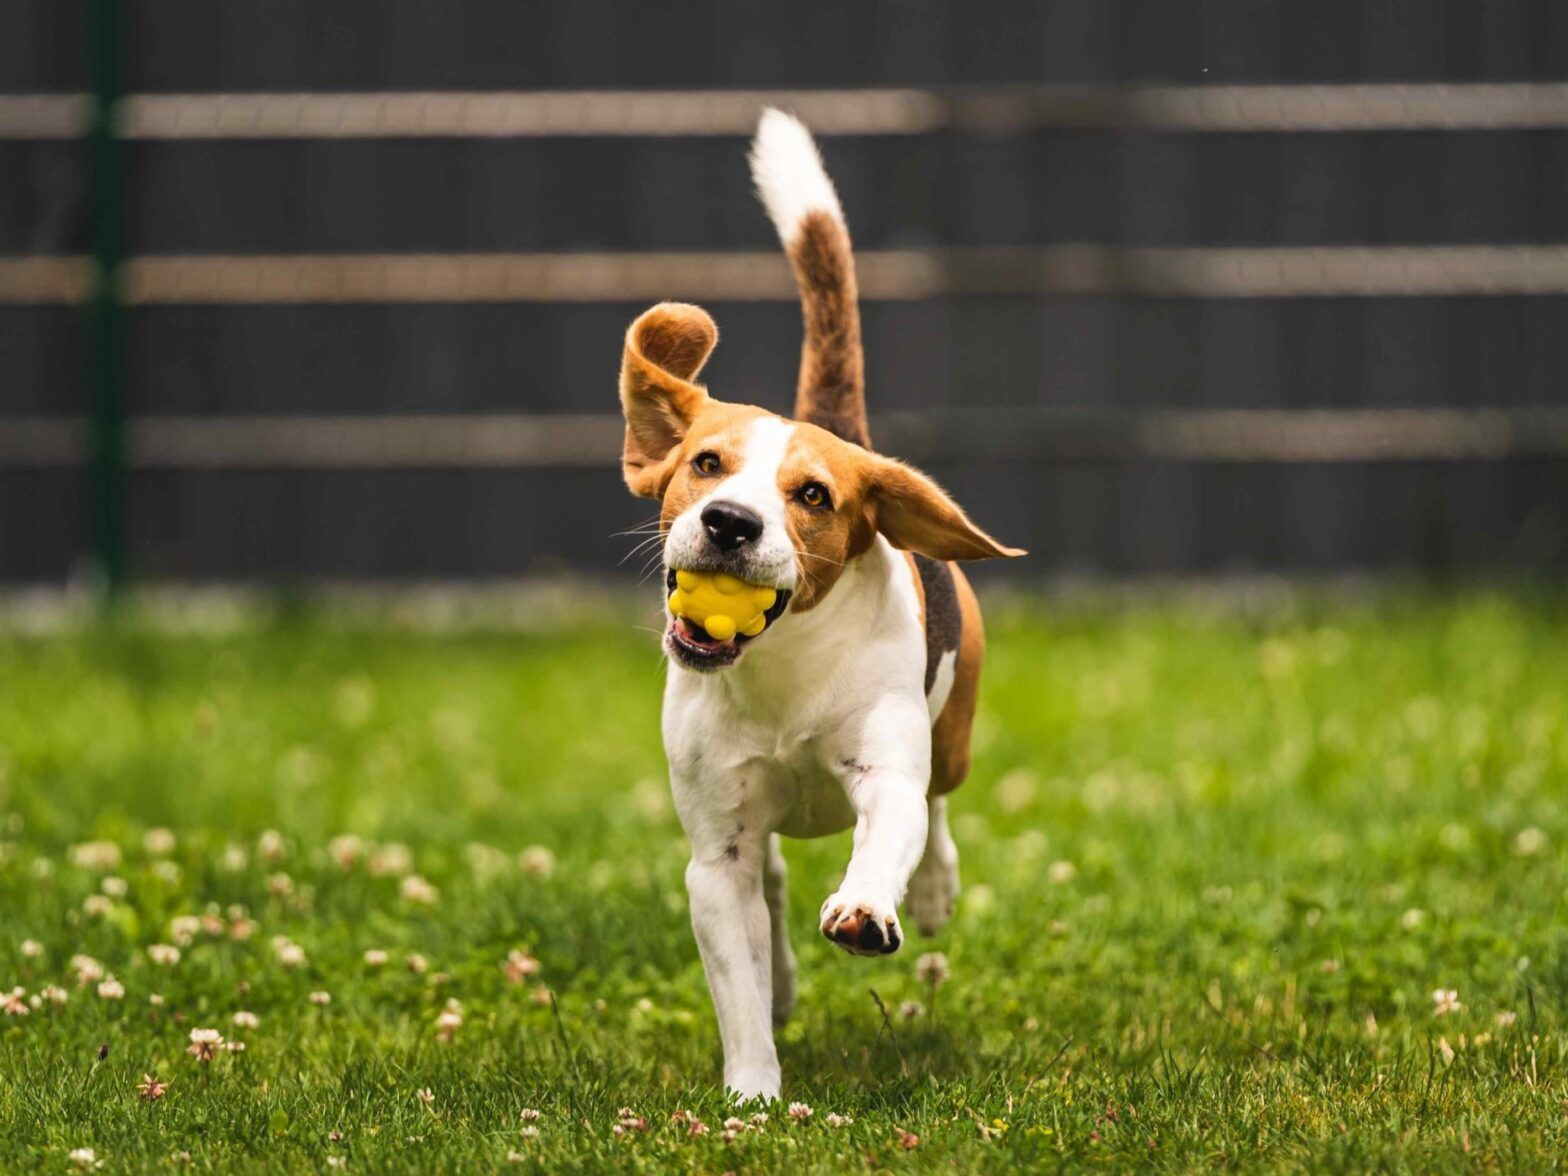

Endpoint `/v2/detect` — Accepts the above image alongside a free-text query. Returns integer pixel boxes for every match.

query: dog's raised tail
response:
[749,108,869,448]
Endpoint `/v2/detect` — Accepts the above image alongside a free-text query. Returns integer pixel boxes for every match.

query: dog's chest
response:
[759,739,856,838]
[665,704,857,841]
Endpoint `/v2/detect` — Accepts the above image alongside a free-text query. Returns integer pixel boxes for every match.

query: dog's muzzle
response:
[664,567,791,671]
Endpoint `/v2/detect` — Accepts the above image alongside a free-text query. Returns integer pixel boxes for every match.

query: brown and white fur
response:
[617,109,1022,1101]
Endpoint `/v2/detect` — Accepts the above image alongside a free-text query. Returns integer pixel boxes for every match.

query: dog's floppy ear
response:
[619,303,717,498]
[870,456,1025,561]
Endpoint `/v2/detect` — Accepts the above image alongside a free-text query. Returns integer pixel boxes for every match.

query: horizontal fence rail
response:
[5,408,1566,469]
[7,246,1568,305]
[8,84,1568,139]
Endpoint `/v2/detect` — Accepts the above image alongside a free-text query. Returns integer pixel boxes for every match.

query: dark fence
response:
[4,2,1567,586]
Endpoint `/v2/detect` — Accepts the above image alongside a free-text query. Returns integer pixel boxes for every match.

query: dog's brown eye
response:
[693,451,722,477]
[796,482,831,510]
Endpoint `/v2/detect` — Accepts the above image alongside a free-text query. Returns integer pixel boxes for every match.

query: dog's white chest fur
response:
[663,536,929,842]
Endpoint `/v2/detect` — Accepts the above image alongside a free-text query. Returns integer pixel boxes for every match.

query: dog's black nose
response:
[701,501,763,552]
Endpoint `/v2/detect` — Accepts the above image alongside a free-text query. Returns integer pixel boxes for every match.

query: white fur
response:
[926,648,957,722]
[663,529,953,1100]
[749,108,844,247]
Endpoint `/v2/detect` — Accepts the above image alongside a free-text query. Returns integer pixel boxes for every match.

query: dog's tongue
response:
[680,616,738,650]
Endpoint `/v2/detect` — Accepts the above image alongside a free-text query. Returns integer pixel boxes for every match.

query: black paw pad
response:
[856,918,885,953]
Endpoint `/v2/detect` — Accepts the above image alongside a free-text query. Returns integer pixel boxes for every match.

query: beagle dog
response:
[617,109,1022,1101]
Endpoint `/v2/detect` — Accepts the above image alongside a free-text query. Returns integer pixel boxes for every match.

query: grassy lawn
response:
[1,590,1566,1172]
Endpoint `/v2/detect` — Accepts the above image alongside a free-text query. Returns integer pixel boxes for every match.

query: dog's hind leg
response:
[905,795,959,937]
[763,834,797,1027]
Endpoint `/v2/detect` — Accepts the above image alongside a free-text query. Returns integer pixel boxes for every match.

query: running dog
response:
[617,109,1022,1100]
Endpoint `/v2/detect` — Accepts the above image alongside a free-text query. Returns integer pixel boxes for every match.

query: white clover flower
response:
[97,976,125,1000]
[100,876,128,898]
[363,949,388,967]
[915,952,950,987]
[219,843,249,872]
[1513,827,1548,857]
[369,843,413,877]
[67,1147,101,1169]
[503,950,541,984]
[399,874,439,906]
[826,1112,854,1128]
[1432,988,1463,1016]
[233,1011,260,1029]
[70,842,121,871]
[309,990,332,1006]
[70,955,104,985]
[82,895,113,917]
[518,846,556,878]
[787,1102,813,1121]
[1046,860,1077,884]
[257,830,286,862]
[169,916,202,946]
[187,1028,224,1061]
[148,944,181,967]
[20,939,42,958]
[328,835,365,869]
[143,828,176,856]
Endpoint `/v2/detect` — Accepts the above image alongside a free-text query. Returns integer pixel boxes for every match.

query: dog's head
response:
[620,302,1022,671]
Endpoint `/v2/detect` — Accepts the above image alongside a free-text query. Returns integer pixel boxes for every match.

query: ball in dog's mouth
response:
[664,568,791,671]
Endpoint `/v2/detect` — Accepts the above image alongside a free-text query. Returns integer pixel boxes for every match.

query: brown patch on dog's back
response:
[929,565,984,797]
[913,555,962,695]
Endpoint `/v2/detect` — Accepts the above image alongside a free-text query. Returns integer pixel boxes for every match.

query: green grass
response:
[1,590,1566,1172]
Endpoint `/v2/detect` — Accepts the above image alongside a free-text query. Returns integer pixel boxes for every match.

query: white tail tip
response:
[749,107,844,245]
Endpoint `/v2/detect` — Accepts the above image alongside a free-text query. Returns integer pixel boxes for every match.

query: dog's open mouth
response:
[665,568,791,670]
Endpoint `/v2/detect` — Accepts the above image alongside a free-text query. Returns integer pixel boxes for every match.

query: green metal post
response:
[86,0,126,599]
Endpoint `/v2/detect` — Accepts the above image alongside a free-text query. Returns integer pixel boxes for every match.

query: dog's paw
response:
[819,892,903,956]
[726,1070,781,1104]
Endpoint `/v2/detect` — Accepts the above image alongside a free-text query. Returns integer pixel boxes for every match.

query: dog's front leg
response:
[820,706,931,956]
[685,836,781,1101]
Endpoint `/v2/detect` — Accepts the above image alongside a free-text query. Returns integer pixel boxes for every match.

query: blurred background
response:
[3,2,1567,592]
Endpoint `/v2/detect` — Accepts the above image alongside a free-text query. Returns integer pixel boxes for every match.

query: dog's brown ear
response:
[620,303,717,498]
[870,456,1025,561]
